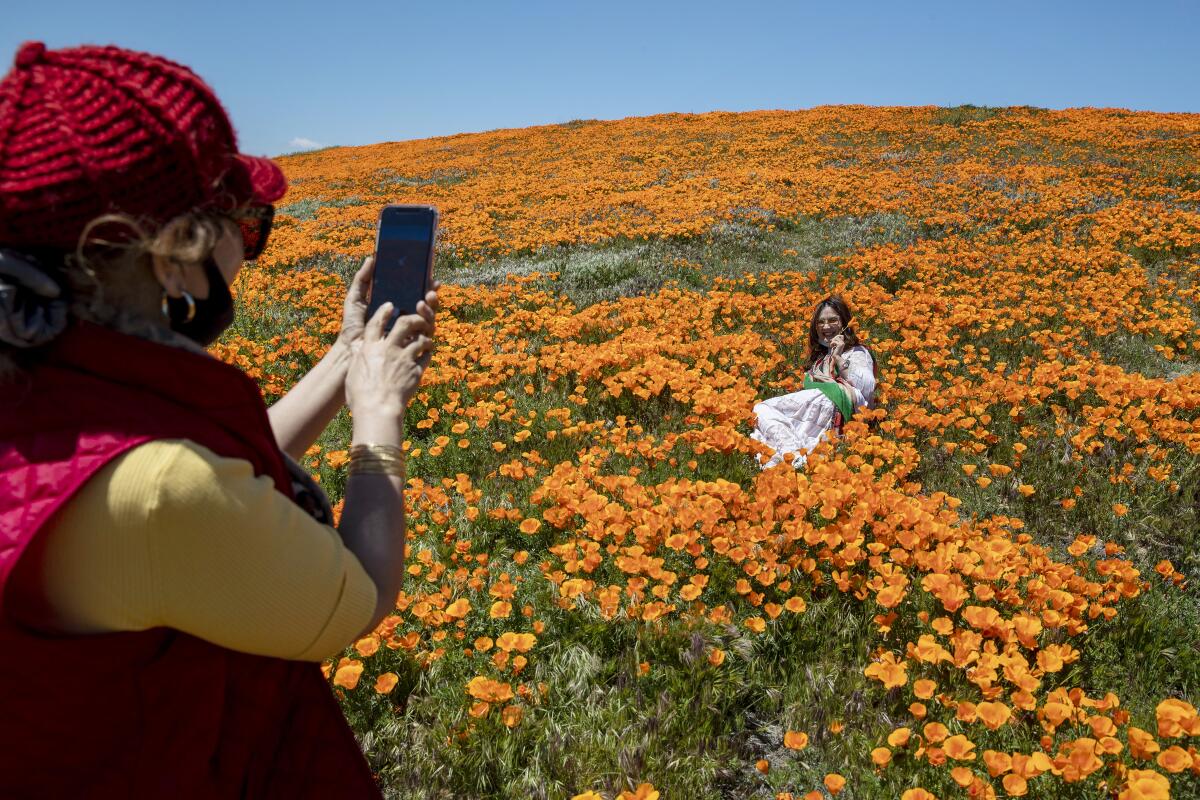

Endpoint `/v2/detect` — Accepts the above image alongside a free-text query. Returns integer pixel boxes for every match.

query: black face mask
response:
[164,256,235,346]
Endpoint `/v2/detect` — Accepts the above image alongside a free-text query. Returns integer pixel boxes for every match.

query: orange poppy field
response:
[220,106,1199,799]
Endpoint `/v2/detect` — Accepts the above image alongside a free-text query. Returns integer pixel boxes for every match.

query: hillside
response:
[223,106,1200,799]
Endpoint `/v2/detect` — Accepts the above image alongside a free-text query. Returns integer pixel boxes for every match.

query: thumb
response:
[347,257,374,305]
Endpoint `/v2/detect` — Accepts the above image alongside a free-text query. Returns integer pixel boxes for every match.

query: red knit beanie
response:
[0,41,287,250]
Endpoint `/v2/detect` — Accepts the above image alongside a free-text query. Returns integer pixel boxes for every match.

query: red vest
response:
[0,321,382,799]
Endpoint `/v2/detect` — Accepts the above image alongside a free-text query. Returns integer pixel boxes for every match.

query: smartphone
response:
[367,204,438,327]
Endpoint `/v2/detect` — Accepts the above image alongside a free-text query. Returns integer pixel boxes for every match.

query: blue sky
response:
[6,0,1198,157]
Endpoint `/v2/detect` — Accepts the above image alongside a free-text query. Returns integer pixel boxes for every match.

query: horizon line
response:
[271,103,1200,159]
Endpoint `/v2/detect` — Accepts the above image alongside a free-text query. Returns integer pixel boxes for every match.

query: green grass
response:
[234,204,1199,799]
[440,213,919,309]
[278,195,371,221]
[930,105,1005,127]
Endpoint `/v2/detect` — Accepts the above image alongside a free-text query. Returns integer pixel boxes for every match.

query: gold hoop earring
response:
[162,290,197,324]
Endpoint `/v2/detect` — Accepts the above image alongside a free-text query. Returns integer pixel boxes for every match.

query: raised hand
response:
[346,301,434,420]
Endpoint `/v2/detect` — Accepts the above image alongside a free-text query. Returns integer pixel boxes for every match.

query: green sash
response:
[803,374,854,422]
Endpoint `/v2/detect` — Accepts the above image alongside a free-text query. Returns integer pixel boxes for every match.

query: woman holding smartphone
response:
[0,43,431,797]
[751,295,878,469]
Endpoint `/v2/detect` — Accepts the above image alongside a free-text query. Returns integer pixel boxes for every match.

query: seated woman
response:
[751,295,878,469]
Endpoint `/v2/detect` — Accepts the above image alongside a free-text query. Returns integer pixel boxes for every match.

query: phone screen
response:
[368,205,436,323]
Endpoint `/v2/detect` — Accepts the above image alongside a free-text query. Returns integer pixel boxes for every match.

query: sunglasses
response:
[229,204,275,261]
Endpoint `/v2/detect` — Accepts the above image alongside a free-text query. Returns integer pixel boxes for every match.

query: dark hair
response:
[805,294,879,379]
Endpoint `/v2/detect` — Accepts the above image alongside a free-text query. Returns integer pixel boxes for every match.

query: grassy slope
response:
[234,108,1200,799]
[304,220,1197,799]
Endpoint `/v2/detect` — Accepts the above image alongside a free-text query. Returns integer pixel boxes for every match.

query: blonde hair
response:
[0,210,226,382]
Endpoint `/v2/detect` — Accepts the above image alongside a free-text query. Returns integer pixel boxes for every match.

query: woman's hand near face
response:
[828,334,847,358]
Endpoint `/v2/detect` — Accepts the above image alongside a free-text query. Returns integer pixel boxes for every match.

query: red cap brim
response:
[223,154,288,205]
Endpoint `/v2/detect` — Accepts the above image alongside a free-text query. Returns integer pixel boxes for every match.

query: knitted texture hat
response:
[0,41,287,250]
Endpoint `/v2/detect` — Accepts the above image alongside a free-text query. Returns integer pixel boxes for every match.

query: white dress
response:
[750,345,877,469]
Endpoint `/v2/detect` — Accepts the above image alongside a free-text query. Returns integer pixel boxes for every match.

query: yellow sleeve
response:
[38,439,378,662]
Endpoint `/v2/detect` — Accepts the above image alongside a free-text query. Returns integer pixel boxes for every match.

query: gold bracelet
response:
[348,443,404,460]
[347,459,406,478]
[347,453,404,465]
[347,443,406,478]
